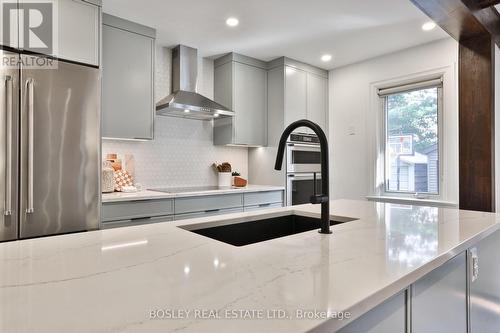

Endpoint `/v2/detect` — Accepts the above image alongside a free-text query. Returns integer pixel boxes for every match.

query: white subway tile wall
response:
[102,46,248,188]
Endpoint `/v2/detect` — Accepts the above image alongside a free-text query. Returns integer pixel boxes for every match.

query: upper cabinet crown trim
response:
[215,52,268,69]
[82,0,102,6]
[267,57,328,78]
[103,14,156,39]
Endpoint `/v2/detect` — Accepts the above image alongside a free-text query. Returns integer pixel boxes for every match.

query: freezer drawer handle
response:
[4,75,12,216]
[26,78,34,214]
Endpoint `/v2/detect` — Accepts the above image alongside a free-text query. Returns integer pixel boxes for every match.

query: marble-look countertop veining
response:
[101,185,285,203]
[1,200,499,333]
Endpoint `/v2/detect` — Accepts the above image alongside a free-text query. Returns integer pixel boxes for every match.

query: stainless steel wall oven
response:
[285,133,322,206]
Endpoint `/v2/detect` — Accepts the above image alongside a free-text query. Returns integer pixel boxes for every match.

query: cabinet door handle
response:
[4,75,13,216]
[470,247,479,283]
[205,209,221,213]
[26,78,34,214]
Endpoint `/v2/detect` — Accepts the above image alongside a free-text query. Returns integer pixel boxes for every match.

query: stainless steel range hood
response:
[156,45,234,120]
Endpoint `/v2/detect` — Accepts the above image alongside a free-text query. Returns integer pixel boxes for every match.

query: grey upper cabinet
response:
[306,72,328,132]
[0,0,18,48]
[214,53,267,146]
[2,0,100,66]
[284,66,307,126]
[268,57,329,136]
[57,0,100,66]
[102,14,155,140]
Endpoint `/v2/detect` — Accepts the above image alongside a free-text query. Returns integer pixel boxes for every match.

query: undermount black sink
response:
[179,214,358,247]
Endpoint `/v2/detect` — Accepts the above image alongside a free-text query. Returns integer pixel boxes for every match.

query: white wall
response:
[102,47,248,188]
[328,38,458,202]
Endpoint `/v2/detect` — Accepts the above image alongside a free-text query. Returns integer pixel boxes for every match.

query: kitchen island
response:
[1,200,499,332]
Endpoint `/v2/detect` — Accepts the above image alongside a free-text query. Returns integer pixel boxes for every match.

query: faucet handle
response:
[310,172,327,204]
[310,194,328,204]
[313,172,317,196]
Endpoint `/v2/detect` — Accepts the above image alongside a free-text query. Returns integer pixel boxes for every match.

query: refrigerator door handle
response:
[26,78,34,214]
[4,75,12,216]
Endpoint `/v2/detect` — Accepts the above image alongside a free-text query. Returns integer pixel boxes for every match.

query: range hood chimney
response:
[156,45,234,120]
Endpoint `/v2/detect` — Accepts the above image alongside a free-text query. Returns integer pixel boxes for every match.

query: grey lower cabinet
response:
[102,215,174,229]
[337,252,468,333]
[101,190,284,228]
[243,190,283,211]
[102,199,174,221]
[244,203,283,212]
[102,14,155,140]
[469,230,500,333]
[101,198,174,229]
[214,53,268,146]
[175,208,244,221]
[175,191,283,219]
[412,252,467,333]
[338,292,406,333]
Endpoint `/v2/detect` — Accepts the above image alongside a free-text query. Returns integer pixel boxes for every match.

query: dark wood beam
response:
[463,0,500,45]
[475,0,500,9]
[410,0,490,41]
[410,0,500,45]
[411,0,496,211]
[459,35,495,212]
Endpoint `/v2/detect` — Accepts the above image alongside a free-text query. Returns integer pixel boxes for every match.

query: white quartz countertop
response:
[101,185,285,203]
[1,200,499,333]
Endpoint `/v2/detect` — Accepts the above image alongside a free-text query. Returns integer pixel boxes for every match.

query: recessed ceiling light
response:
[184,109,190,113]
[214,113,220,117]
[422,21,436,31]
[226,17,239,27]
[321,54,332,62]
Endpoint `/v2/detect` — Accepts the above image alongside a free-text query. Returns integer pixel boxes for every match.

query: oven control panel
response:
[289,133,320,144]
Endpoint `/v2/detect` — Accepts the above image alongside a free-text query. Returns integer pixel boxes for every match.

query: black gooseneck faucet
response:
[274,119,331,234]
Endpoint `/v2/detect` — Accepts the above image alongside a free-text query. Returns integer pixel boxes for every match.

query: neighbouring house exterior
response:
[388,143,438,194]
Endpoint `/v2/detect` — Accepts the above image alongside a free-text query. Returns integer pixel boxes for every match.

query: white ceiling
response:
[103,0,449,70]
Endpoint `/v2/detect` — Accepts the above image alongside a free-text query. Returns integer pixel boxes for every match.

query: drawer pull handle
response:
[259,203,271,207]
[205,209,221,213]
[130,216,152,221]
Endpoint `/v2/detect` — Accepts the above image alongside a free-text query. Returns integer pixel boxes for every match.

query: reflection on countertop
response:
[0,200,499,333]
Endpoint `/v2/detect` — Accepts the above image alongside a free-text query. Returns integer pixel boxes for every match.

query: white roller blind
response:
[378,78,442,97]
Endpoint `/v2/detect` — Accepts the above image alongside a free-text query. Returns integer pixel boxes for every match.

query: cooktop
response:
[149,186,238,194]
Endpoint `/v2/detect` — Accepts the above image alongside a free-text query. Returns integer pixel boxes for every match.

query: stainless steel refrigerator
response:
[0,50,100,241]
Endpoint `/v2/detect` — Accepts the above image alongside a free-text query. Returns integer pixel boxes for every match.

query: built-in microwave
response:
[286,133,321,173]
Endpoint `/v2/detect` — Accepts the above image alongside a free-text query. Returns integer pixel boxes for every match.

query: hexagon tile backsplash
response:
[102,116,248,188]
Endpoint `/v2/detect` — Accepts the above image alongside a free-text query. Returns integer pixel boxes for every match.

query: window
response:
[379,79,442,196]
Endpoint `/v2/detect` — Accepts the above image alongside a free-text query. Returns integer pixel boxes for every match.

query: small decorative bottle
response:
[102,161,115,193]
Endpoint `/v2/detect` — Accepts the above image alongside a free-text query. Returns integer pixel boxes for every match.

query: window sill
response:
[366,195,458,208]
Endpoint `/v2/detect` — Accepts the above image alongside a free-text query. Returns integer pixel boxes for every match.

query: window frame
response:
[380,83,443,198]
